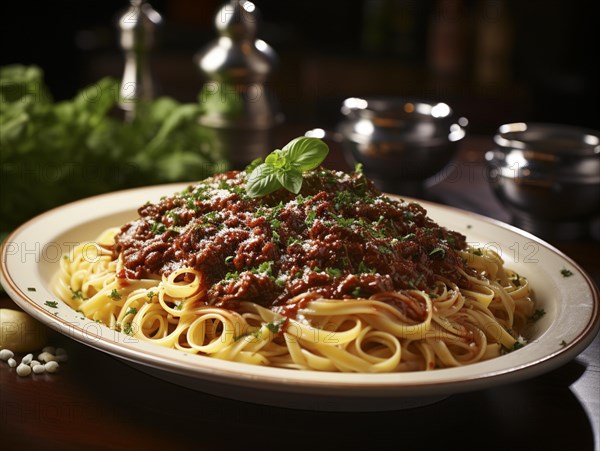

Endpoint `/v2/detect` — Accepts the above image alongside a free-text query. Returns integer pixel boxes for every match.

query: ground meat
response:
[113,168,471,315]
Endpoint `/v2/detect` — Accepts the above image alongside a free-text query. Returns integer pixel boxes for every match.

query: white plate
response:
[1,184,598,411]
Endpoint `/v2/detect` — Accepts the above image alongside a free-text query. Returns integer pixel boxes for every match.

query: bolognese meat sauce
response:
[113,169,470,315]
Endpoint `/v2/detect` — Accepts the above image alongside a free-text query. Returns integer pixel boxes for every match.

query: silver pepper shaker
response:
[194,0,282,169]
[118,0,163,120]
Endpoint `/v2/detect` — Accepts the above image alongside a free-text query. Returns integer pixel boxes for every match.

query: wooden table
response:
[1,135,599,451]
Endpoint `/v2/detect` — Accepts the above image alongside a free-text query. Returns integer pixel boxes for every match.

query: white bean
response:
[38,351,56,362]
[44,361,59,373]
[38,352,56,363]
[32,364,46,374]
[0,349,14,361]
[42,346,56,355]
[8,358,17,368]
[21,353,33,365]
[55,347,67,356]
[16,363,32,377]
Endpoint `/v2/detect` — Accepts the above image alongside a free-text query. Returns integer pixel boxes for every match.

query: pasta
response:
[52,168,535,372]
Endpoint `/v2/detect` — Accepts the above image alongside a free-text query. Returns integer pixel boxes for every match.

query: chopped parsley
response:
[529,309,546,322]
[378,245,392,255]
[44,300,59,308]
[123,322,133,335]
[27,287,36,292]
[225,271,239,281]
[254,261,274,277]
[165,210,180,225]
[305,209,317,226]
[186,198,198,211]
[560,340,568,347]
[511,341,524,351]
[70,289,84,300]
[265,320,286,334]
[125,307,138,316]
[287,236,301,246]
[330,212,355,228]
[234,329,262,342]
[109,289,122,300]
[151,221,166,234]
[203,211,219,222]
[325,267,342,278]
[358,261,376,275]
[560,268,573,277]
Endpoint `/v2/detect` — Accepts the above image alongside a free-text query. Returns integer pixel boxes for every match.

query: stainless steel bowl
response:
[334,97,467,195]
[485,122,600,240]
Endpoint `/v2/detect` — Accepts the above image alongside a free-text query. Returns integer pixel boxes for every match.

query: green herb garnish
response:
[325,267,342,278]
[511,341,525,351]
[529,309,546,322]
[225,271,239,281]
[560,268,573,277]
[265,320,286,334]
[245,137,329,197]
[44,300,58,308]
[151,221,167,234]
[305,209,317,226]
[125,307,138,316]
[109,289,122,300]
[123,323,133,335]
[358,261,376,275]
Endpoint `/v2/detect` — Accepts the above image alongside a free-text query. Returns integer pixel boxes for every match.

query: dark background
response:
[1,0,598,134]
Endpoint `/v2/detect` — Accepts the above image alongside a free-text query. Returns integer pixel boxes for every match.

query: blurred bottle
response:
[194,0,282,169]
[427,0,470,80]
[473,0,514,89]
[117,0,163,120]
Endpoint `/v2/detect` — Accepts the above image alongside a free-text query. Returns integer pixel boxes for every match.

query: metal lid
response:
[494,122,600,157]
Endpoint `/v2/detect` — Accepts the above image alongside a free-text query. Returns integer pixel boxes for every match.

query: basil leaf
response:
[282,137,329,171]
[276,168,303,194]
[243,136,328,198]
[246,163,281,197]
[265,149,287,169]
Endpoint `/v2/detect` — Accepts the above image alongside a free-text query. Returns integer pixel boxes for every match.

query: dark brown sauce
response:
[113,169,470,316]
